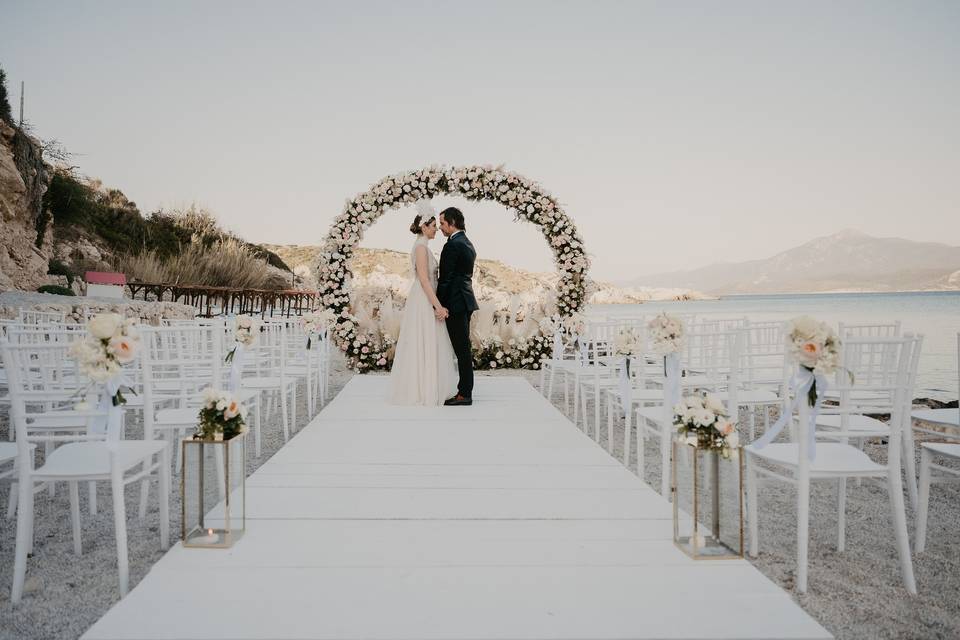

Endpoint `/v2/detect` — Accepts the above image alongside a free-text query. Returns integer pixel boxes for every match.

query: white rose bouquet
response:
[301,308,336,349]
[301,308,336,335]
[785,315,844,404]
[226,315,260,363]
[69,313,140,405]
[196,387,247,440]
[648,313,684,354]
[614,327,643,357]
[673,393,739,458]
[561,312,587,338]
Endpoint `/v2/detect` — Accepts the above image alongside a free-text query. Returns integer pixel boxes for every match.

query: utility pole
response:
[19,81,24,126]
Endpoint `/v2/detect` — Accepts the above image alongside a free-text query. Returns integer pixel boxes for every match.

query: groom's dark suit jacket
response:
[437,232,479,315]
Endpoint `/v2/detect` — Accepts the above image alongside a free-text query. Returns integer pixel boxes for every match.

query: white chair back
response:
[17,309,67,325]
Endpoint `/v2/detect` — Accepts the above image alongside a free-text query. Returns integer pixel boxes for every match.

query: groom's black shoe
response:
[444,394,472,406]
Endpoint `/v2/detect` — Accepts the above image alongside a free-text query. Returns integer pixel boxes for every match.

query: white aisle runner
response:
[83,376,830,640]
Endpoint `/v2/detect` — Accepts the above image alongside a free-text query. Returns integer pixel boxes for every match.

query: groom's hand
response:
[435,306,449,320]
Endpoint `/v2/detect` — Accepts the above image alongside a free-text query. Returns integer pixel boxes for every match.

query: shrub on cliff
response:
[115,237,289,289]
[42,173,291,282]
[37,284,75,296]
[0,66,12,124]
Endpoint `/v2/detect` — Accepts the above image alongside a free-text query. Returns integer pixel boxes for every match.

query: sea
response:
[589,291,960,402]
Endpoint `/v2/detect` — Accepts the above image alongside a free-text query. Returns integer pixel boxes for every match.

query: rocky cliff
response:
[0,120,51,291]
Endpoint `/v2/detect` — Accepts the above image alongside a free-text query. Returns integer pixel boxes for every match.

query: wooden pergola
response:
[126,282,318,317]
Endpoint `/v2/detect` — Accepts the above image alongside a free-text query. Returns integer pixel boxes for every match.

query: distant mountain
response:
[264,244,706,304]
[631,229,960,295]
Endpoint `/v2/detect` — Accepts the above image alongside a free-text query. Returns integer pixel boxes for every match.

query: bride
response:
[389,203,459,405]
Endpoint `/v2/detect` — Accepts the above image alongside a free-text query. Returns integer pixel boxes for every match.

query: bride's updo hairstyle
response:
[409,214,435,235]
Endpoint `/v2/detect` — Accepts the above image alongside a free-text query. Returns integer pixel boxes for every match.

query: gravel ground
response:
[1,363,958,640]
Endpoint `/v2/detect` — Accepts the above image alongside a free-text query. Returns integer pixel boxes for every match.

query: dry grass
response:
[115,236,288,289]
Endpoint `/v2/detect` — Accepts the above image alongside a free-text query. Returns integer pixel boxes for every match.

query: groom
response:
[437,207,479,406]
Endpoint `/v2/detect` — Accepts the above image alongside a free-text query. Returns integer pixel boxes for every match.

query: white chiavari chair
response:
[16,309,67,325]
[815,333,924,509]
[635,329,743,495]
[238,320,300,444]
[574,320,639,439]
[745,335,919,595]
[911,331,960,436]
[2,339,170,603]
[915,332,960,553]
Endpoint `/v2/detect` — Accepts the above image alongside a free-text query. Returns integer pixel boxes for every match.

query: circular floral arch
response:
[316,165,590,371]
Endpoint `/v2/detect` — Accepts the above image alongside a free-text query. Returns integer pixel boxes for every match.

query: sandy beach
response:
[1,357,958,640]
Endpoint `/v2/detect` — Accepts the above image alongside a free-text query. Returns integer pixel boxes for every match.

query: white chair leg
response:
[26,482,34,555]
[70,481,82,556]
[593,381,601,440]
[159,447,171,550]
[6,481,17,519]
[901,426,919,511]
[636,418,646,480]
[660,422,671,497]
[12,476,33,604]
[915,447,932,553]
[290,382,299,432]
[281,388,290,442]
[796,469,810,594]
[887,469,917,594]
[111,467,130,598]
[747,456,759,558]
[138,473,151,521]
[837,478,847,553]
[175,431,184,474]
[606,395,614,454]
[570,374,578,421]
[306,368,314,417]
[45,443,55,498]
[622,401,632,466]
[622,404,632,462]
[254,397,262,458]
[88,480,98,516]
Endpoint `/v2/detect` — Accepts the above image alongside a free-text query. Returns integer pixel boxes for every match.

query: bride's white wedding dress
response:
[389,236,459,405]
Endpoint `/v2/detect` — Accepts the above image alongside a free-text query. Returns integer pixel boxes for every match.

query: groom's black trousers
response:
[446,311,474,398]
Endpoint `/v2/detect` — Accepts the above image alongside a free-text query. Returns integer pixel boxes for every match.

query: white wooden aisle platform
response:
[83,376,830,640]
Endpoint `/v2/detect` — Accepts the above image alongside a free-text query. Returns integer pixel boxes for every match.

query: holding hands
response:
[434,305,449,321]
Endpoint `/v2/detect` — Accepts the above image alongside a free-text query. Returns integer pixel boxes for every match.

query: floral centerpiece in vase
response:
[671,392,744,559]
[673,393,740,458]
[182,388,248,548]
[196,388,247,441]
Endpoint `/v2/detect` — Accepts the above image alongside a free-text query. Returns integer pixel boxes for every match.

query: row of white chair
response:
[538,316,958,594]
[0,313,336,604]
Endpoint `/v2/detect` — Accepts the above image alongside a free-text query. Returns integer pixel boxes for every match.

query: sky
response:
[2,1,958,282]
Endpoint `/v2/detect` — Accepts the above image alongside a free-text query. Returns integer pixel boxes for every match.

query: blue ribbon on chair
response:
[91,374,133,439]
[751,366,827,461]
[619,356,632,411]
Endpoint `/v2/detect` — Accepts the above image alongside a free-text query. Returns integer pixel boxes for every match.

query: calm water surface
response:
[590,291,960,401]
